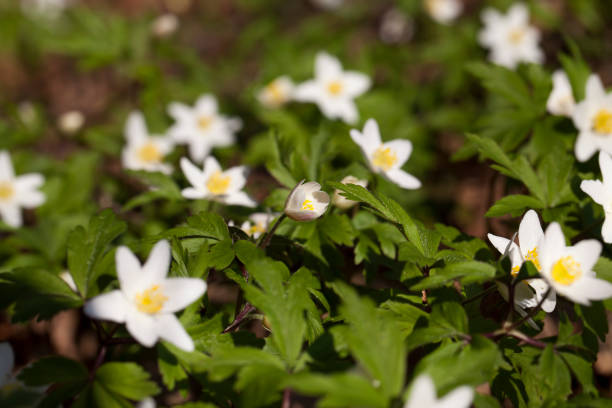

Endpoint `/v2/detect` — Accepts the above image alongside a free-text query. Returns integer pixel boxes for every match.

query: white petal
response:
[201,156,223,180]
[404,375,437,408]
[14,173,43,191]
[195,94,218,116]
[160,278,206,313]
[0,343,14,385]
[0,151,15,180]
[84,290,129,323]
[602,215,612,244]
[125,311,159,348]
[335,99,360,124]
[142,240,171,284]
[188,138,212,163]
[136,397,156,408]
[181,187,207,200]
[382,139,413,168]
[568,239,601,273]
[116,246,143,298]
[580,180,606,205]
[223,166,248,193]
[0,205,22,228]
[384,169,421,189]
[599,152,612,186]
[342,72,371,97]
[315,52,343,80]
[571,276,612,303]
[180,157,205,189]
[125,111,148,145]
[16,189,45,209]
[167,102,194,123]
[350,119,380,158]
[518,209,543,253]
[292,81,322,103]
[436,386,474,408]
[222,191,257,207]
[527,279,556,313]
[155,314,194,352]
[540,222,567,273]
[585,74,606,100]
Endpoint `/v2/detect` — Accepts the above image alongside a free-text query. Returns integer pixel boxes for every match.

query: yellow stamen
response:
[327,81,343,96]
[0,181,14,201]
[593,109,612,134]
[551,256,582,286]
[137,142,162,163]
[508,29,525,45]
[371,146,398,171]
[198,116,213,130]
[134,285,168,314]
[206,171,231,195]
[266,81,286,104]
[248,224,265,236]
[301,199,315,211]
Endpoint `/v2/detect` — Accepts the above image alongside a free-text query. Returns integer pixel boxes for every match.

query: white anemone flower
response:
[350,119,421,189]
[487,210,557,316]
[257,76,294,108]
[478,3,543,69]
[424,0,462,25]
[571,74,612,162]
[284,180,330,221]
[167,94,242,163]
[332,175,368,210]
[546,70,575,117]
[538,222,612,305]
[293,52,371,124]
[580,152,612,243]
[180,157,256,207]
[404,375,473,408]
[122,112,174,175]
[84,240,206,352]
[240,213,276,239]
[0,151,45,228]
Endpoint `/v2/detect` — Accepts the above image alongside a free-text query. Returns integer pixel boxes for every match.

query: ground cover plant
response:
[2,0,612,407]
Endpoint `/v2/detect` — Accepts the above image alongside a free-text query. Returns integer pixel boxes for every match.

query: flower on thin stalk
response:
[0,150,45,228]
[122,112,174,175]
[487,210,556,319]
[284,180,330,221]
[293,52,371,124]
[350,119,421,189]
[546,70,575,117]
[424,0,462,25]
[571,74,612,162]
[404,375,473,408]
[180,157,256,207]
[332,175,367,210]
[580,152,612,243]
[239,212,276,239]
[257,76,294,108]
[478,3,543,69]
[84,240,206,351]
[167,94,241,163]
[538,222,612,305]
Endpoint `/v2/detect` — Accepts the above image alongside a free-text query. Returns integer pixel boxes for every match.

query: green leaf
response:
[412,261,496,290]
[207,239,235,271]
[318,213,355,246]
[486,195,544,217]
[122,170,182,210]
[19,356,87,386]
[95,362,159,401]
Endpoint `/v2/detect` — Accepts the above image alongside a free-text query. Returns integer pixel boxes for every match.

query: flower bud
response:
[332,175,367,210]
[284,180,329,221]
[58,110,85,135]
[152,13,179,38]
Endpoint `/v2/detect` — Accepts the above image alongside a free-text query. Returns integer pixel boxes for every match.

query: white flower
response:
[404,375,473,408]
[487,210,557,315]
[180,157,256,207]
[424,0,462,24]
[84,240,206,351]
[257,76,294,108]
[580,152,612,243]
[21,0,70,19]
[538,222,612,305]
[0,343,15,389]
[152,13,179,38]
[350,119,421,189]
[293,52,371,124]
[122,112,174,175]
[332,175,368,210]
[379,8,413,44]
[0,151,45,228]
[478,3,543,69]
[571,74,612,162]
[311,0,343,10]
[547,70,575,117]
[136,397,156,408]
[167,94,242,163]
[58,110,85,135]
[284,180,330,221]
[240,213,276,239]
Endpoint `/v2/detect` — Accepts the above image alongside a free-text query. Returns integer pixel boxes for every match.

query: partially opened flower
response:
[547,70,575,117]
[580,152,612,243]
[404,375,473,408]
[167,94,242,163]
[478,3,543,69]
[0,151,45,228]
[240,212,276,239]
[487,210,556,315]
[284,180,330,221]
[350,119,421,189]
[332,175,368,210]
[121,112,174,175]
[257,76,294,108]
[293,52,370,124]
[180,157,256,207]
[571,74,612,162]
[538,222,612,305]
[84,240,206,351]
[424,0,462,25]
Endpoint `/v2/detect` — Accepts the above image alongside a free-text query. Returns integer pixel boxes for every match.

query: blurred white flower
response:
[21,0,70,19]
[240,212,276,239]
[332,175,367,210]
[350,119,420,189]
[136,397,156,408]
[379,9,413,44]
[547,70,575,117]
[167,94,242,163]
[17,102,37,127]
[58,110,85,135]
[0,151,45,228]
[404,375,473,408]
[293,52,371,124]
[257,76,294,108]
[84,240,206,351]
[580,152,612,243]
[152,13,179,38]
[284,180,330,221]
[180,157,256,207]
[311,0,343,10]
[424,0,462,25]
[478,3,543,69]
[572,74,612,162]
[0,343,15,389]
[122,112,174,175]
[539,222,612,305]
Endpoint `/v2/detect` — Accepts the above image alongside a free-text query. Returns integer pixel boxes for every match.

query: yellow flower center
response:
[327,81,343,96]
[508,29,525,45]
[206,171,231,195]
[425,0,441,14]
[551,256,582,286]
[371,146,398,171]
[266,82,286,104]
[0,181,14,201]
[248,224,265,236]
[301,199,315,211]
[134,285,168,314]
[198,116,213,130]
[511,248,541,277]
[593,109,612,134]
[137,142,162,163]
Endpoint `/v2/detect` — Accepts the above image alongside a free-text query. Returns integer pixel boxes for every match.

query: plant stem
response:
[222,303,256,333]
[461,285,496,305]
[282,388,291,408]
[506,287,551,332]
[259,214,286,249]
